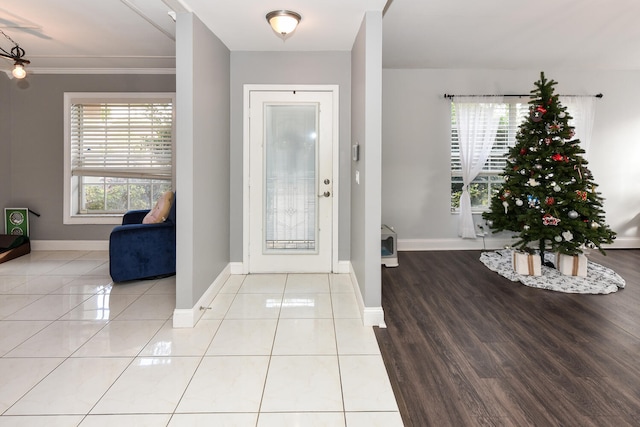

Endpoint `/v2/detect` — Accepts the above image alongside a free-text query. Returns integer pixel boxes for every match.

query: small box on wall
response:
[512,251,541,276]
[4,208,29,236]
[556,253,588,277]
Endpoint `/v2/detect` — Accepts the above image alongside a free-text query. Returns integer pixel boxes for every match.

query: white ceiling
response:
[382,0,640,70]
[1,0,640,75]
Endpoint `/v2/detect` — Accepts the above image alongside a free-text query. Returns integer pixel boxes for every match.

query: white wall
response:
[382,69,640,250]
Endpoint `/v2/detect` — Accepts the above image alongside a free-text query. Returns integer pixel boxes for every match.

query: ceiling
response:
[2,0,640,75]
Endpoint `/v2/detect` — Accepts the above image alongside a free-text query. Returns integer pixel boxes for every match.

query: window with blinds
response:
[450,101,529,212]
[70,101,173,180]
[64,93,175,223]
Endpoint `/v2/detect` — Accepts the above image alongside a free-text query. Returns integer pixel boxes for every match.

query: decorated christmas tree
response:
[483,72,615,262]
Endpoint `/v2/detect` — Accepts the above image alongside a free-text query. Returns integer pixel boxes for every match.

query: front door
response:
[248,89,334,273]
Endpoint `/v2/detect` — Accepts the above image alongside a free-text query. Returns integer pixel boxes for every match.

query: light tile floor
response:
[0,250,403,426]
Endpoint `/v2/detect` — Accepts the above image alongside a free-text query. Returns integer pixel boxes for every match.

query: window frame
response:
[63,92,176,225]
[450,100,529,213]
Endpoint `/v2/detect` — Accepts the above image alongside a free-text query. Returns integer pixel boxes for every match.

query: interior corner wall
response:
[175,12,231,309]
[0,74,10,206]
[229,51,352,263]
[3,73,174,240]
[351,11,383,307]
[382,68,640,249]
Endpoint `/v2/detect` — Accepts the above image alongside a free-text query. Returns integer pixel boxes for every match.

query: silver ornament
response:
[487,220,494,227]
[554,186,561,192]
[554,235,563,242]
[523,225,530,231]
[568,210,579,219]
[591,222,600,229]
[515,199,524,206]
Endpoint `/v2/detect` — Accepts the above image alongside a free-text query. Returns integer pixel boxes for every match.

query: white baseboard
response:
[229,262,244,275]
[399,237,517,252]
[30,240,109,251]
[336,260,350,274]
[607,237,640,249]
[398,237,639,252]
[228,260,350,274]
[349,262,385,327]
[172,263,231,328]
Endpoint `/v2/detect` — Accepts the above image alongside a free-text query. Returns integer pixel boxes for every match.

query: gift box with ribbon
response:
[512,251,541,276]
[556,253,588,277]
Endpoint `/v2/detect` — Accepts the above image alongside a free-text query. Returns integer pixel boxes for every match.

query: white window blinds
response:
[70,100,174,180]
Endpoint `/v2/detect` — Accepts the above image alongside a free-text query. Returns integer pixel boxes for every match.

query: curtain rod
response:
[444,93,603,100]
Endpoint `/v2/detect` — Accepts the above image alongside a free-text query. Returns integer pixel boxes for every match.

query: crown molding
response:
[28,67,176,75]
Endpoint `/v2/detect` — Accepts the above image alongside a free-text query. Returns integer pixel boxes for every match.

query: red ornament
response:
[536,106,547,114]
[545,196,555,206]
[576,190,588,201]
[520,148,527,155]
[552,153,564,161]
[542,214,561,226]
[544,138,552,145]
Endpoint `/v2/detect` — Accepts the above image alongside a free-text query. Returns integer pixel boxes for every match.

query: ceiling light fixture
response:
[266,10,301,40]
[0,28,30,79]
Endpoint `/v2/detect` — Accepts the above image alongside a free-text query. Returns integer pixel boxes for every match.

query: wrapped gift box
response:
[512,251,541,276]
[555,253,588,277]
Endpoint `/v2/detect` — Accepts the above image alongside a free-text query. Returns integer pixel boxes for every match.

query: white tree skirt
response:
[480,249,626,294]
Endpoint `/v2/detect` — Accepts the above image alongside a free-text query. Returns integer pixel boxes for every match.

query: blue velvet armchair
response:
[109,194,176,282]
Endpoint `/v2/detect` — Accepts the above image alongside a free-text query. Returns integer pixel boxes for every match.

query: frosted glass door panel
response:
[264,104,318,252]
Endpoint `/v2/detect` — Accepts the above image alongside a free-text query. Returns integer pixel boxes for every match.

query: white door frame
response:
[242,84,340,274]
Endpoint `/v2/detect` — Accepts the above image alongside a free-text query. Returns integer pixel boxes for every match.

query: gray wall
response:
[229,51,352,262]
[175,12,230,308]
[2,73,175,240]
[0,75,10,208]
[382,68,640,248]
[351,11,383,307]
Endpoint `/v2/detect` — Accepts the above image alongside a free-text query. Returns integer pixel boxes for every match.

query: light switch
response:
[355,170,360,184]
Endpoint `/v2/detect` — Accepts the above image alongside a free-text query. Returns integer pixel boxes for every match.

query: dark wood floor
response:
[376,249,640,427]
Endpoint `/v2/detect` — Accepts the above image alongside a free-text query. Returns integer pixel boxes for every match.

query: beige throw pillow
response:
[142,191,174,224]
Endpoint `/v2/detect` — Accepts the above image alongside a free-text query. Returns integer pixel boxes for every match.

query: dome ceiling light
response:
[266,10,302,40]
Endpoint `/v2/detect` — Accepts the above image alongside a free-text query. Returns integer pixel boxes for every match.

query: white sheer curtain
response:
[560,96,597,159]
[454,96,504,239]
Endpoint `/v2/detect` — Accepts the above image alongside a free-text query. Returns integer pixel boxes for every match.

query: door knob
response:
[318,191,331,198]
